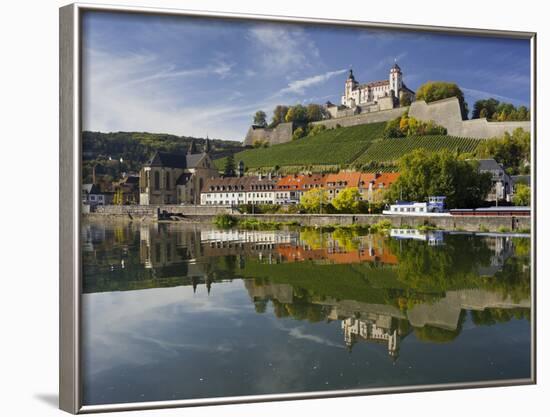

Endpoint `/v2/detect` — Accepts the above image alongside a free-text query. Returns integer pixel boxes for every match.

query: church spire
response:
[188,139,197,155]
[204,135,211,154]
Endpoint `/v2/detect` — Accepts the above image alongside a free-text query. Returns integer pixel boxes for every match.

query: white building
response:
[200,175,278,206]
[341,63,415,109]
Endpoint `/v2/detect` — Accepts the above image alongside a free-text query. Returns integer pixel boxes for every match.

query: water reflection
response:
[82,221,531,405]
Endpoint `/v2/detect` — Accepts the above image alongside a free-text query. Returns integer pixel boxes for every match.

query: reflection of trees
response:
[387,235,494,292]
[470,308,530,326]
[299,229,326,249]
[331,228,360,251]
[271,298,327,323]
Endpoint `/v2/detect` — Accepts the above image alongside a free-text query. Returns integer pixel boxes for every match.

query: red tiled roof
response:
[276,174,326,191]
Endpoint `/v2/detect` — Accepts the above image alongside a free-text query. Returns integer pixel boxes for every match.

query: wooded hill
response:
[82,131,242,183]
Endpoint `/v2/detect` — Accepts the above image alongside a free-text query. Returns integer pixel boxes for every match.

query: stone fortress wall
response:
[407,97,531,138]
[242,97,531,147]
[243,122,293,147]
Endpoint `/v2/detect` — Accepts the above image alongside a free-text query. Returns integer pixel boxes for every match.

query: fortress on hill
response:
[243,63,530,147]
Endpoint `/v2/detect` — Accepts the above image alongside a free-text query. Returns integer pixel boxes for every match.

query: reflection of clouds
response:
[82,281,248,377]
[288,327,344,349]
[269,317,343,349]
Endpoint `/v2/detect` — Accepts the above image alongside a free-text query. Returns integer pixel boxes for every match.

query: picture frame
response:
[60,2,536,414]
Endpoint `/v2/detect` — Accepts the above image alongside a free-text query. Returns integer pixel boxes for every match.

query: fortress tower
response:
[389,62,403,96]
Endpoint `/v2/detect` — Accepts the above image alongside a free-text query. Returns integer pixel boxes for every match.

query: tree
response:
[285,104,308,125]
[292,127,305,141]
[416,81,469,120]
[476,128,530,175]
[270,105,289,127]
[224,154,236,177]
[384,113,446,138]
[300,188,329,213]
[399,94,412,107]
[307,124,326,137]
[306,103,326,122]
[473,99,530,121]
[113,188,124,205]
[512,183,530,206]
[253,110,267,127]
[385,149,492,209]
[331,187,362,213]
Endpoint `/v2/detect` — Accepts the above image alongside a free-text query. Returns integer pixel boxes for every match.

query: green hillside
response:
[354,135,482,165]
[217,123,484,172]
[215,123,385,170]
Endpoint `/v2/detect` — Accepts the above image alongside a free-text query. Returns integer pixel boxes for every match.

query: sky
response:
[82,11,531,142]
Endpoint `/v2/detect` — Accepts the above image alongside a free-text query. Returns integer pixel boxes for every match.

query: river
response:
[81,221,532,406]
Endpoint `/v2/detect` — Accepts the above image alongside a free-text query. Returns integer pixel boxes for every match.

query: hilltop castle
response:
[325,63,415,118]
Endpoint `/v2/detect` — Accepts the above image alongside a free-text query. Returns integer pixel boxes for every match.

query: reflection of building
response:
[477,236,514,276]
[139,223,202,272]
[342,317,400,359]
[276,233,398,265]
[390,229,444,246]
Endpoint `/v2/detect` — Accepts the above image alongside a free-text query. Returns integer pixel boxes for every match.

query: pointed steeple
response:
[347,68,355,81]
[204,136,212,154]
[188,139,197,155]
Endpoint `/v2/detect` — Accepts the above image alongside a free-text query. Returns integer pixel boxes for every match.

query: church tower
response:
[389,62,403,97]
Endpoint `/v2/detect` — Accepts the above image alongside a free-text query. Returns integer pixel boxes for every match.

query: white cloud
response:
[461,87,527,105]
[82,48,248,140]
[277,69,347,96]
[248,25,320,74]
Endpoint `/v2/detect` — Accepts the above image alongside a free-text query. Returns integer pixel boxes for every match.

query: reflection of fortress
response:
[244,280,530,359]
[342,317,400,359]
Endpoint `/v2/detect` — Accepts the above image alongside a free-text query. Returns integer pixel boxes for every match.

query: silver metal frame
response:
[59,2,537,414]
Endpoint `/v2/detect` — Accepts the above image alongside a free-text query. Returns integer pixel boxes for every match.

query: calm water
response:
[82,222,532,406]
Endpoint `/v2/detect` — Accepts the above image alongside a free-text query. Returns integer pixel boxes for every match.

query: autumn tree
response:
[300,188,329,213]
[270,105,289,127]
[285,104,308,125]
[331,187,362,213]
[512,183,530,206]
[306,103,326,122]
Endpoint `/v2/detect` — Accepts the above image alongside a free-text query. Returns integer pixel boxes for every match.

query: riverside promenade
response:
[86,205,531,233]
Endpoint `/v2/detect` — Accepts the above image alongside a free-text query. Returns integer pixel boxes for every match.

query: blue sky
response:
[82,11,531,141]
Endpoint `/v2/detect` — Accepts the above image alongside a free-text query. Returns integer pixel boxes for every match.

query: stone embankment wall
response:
[92,204,234,219]
[88,206,531,232]
[228,213,530,232]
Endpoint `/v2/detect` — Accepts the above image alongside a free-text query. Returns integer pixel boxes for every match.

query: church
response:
[337,63,415,113]
[139,140,219,205]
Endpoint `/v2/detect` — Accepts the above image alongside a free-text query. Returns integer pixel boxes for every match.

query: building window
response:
[166,172,170,189]
[154,171,160,191]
